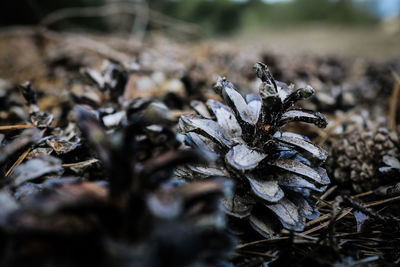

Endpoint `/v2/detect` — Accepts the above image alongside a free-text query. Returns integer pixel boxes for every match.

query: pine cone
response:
[260,53,356,113]
[0,109,234,267]
[328,127,400,193]
[178,63,330,237]
[365,59,400,98]
[0,62,234,266]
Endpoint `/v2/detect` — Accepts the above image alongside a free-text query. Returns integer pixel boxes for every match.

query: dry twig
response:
[5,147,32,177]
[389,71,400,131]
[0,125,35,131]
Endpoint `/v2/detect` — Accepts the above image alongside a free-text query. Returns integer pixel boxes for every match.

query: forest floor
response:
[0,25,400,266]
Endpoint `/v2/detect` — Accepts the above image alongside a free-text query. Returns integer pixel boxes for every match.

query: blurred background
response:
[1,0,399,33]
[0,0,399,59]
[1,3,400,267]
[0,0,399,94]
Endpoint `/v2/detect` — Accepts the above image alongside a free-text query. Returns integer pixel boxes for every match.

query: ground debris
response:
[0,31,400,266]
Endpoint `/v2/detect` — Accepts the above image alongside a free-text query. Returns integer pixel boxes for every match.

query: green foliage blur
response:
[0,0,378,37]
[150,0,378,36]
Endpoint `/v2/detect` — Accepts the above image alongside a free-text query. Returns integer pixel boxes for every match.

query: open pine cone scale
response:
[178,63,330,237]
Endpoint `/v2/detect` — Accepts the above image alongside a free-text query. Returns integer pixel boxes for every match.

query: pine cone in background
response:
[0,79,29,125]
[0,107,234,267]
[261,53,356,113]
[178,62,330,237]
[0,64,180,179]
[73,61,182,162]
[328,127,400,193]
[260,54,400,114]
[77,59,187,112]
[0,60,235,266]
[181,48,257,104]
[363,58,400,99]
[351,59,400,115]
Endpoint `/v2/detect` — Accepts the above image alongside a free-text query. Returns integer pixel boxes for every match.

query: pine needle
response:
[0,125,35,131]
[5,147,32,176]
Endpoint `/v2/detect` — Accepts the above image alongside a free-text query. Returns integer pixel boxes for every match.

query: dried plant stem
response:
[236,237,288,249]
[315,185,337,206]
[293,233,319,241]
[5,147,32,176]
[0,125,35,131]
[306,213,330,227]
[389,71,400,131]
[62,159,99,167]
[365,195,400,208]
[320,185,337,200]
[344,196,400,225]
[352,190,374,199]
[302,208,353,235]
[237,231,322,250]
[335,232,361,237]
[312,196,332,208]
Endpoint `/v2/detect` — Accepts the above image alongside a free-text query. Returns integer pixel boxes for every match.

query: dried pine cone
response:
[178,63,330,237]
[0,63,234,266]
[15,66,178,168]
[328,127,400,193]
[0,109,234,267]
[364,59,400,98]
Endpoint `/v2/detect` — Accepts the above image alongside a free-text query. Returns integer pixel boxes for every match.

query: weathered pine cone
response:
[328,127,400,193]
[0,108,234,267]
[178,62,330,237]
[0,66,234,266]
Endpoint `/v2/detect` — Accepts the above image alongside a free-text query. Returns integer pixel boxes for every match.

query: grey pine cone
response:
[178,62,330,237]
[328,127,399,193]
